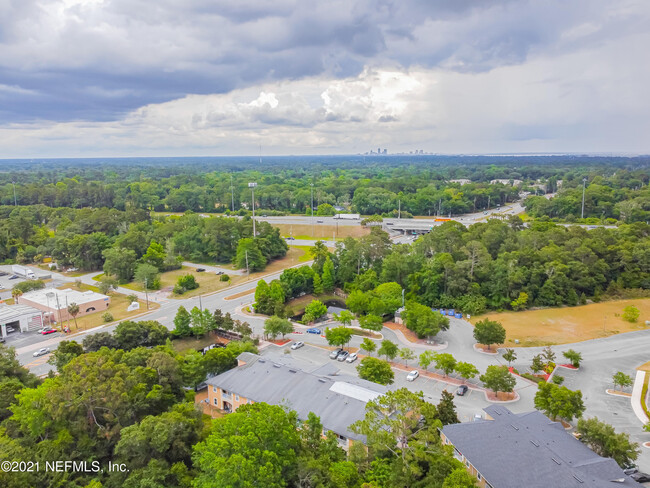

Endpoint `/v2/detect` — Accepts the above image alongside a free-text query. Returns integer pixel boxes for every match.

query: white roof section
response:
[0,304,42,323]
[21,288,109,309]
[329,381,383,403]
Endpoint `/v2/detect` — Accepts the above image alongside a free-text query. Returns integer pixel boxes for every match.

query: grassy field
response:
[171,332,226,354]
[275,223,369,239]
[57,283,158,333]
[120,247,310,299]
[470,298,650,346]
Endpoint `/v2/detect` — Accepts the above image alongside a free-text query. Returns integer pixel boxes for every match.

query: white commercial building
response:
[0,304,44,339]
[17,288,110,323]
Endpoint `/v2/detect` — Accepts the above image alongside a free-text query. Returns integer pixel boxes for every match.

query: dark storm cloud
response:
[0,0,646,123]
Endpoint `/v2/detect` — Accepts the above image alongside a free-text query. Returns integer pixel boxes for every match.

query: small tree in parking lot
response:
[562,349,582,368]
[455,361,479,381]
[360,338,376,356]
[325,327,353,350]
[612,372,633,391]
[502,348,517,367]
[377,340,398,362]
[356,357,394,385]
[399,348,415,367]
[434,353,457,377]
[472,319,505,350]
[480,365,516,396]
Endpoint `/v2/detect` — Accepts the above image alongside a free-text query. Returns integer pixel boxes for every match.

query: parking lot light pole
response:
[249,182,257,237]
[581,177,587,219]
[310,183,314,237]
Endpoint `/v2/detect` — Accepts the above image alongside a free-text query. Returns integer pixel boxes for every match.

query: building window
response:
[213,398,217,405]
[213,386,217,392]
[235,394,239,401]
[465,461,469,468]
[223,390,228,395]
[477,473,482,480]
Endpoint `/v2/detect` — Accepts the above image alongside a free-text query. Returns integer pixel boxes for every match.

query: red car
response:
[40,328,57,335]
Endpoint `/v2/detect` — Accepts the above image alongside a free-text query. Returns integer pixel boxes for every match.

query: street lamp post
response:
[310,183,314,237]
[230,174,235,212]
[581,177,587,219]
[144,278,150,310]
[249,182,257,237]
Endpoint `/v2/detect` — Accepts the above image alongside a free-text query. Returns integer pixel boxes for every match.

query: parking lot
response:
[0,264,69,301]
[264,342,507,423]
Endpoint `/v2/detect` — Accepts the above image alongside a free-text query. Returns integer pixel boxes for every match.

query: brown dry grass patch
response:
[470,298,650,346]
[274,223,369,239]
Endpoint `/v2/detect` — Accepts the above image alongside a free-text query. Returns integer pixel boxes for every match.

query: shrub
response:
[177,274,199,291]
[219,273,230,282]
[552,374,564,385]
[102,312,114,323]
[521,373,546,384]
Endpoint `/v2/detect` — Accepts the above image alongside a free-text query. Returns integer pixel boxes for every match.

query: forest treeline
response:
[1,158,648,221]
[255,219,650,317]
[0,205,287,274]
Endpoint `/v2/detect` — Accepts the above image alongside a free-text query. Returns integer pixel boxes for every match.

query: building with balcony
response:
[203,352,389,449]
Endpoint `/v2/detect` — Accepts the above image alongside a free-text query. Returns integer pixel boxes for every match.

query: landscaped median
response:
[631,363,650,428]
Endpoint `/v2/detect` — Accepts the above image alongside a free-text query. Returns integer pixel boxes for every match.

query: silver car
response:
[33,347,50,357]
[329,348,343,359]
[290,341,304,350]
[345,352,358,363]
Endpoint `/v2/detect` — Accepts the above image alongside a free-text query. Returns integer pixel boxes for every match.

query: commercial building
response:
[0,304,44,338]
[441,405,642,488]
[16,288,110,323]
[203,352,388,449]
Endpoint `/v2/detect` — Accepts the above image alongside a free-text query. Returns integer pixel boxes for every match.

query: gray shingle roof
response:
[206,353,388,440]
[442,405,642,488]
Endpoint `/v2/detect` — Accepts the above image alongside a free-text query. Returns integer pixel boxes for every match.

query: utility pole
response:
[581,177,587,219]
[398,199,401,219]
[245,250,249,280]
[199,294,203,311]
[230,174,235,212]
[12,181,17,206]
[144,278,149,310]
[310,183,314,237]
[249,182,257,236]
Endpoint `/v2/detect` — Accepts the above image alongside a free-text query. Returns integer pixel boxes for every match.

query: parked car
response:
[316,220,324,223]
[346,352,358,363]
[306,328,322,334]
[456,385,469,396]
[329,348,343,359]
[631,472,650,483]
[40,328,57,335]
[286,236,295,240]
[0,284,4,289]
[8,275,19,280]
[290,341,304,350]
[406,370,419,382]
[196,268,206,272]
[33,347,50,357]
[623,465,639,475]
[0,271,8,276]
[0,337,5,344]
[215,271,224,275]
[386,222,394,225]
[473,414,483,422]
[6,326,15,333]
[337,350,349,362]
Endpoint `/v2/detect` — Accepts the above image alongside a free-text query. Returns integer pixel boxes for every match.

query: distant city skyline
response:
[0,1,649,158]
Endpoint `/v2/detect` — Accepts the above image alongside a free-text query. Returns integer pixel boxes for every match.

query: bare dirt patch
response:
[470,299,650,346]
[274,223,369,239]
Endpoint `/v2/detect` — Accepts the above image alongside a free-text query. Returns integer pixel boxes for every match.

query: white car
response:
[290,341,304,350]
[406,370,419,382]
[33,347,50,357]
[345,352,358,363]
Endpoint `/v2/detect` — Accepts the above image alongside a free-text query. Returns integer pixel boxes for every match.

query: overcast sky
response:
[1,0,649,158]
